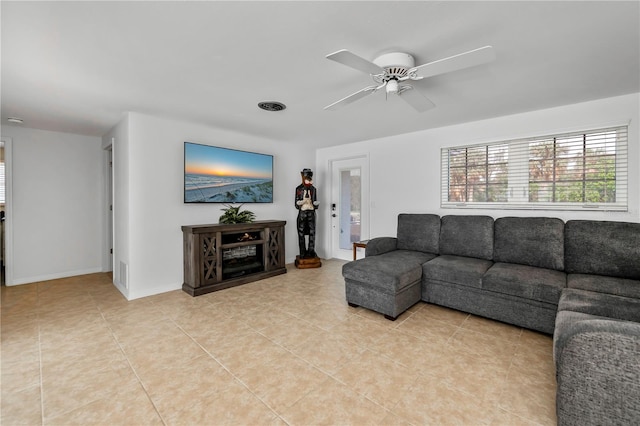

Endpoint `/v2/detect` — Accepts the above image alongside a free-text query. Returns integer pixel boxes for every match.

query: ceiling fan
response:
[324,45,495,112]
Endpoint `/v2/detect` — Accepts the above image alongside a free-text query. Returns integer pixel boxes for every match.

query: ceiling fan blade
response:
[397,86,436,112]
[324,85,380,110]
[326,49,385,75]
[410,46,495,79]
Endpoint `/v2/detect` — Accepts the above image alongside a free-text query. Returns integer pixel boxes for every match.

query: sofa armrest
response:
[556,319,640,425]
[365,237,398,257]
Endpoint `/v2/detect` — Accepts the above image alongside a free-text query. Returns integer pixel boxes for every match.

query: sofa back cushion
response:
[494,217,565,271]
[565,220,640,279]
[396,214,440,254]
[439,215,494,260]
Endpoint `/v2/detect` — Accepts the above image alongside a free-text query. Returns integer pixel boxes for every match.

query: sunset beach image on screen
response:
[184,142,273,203]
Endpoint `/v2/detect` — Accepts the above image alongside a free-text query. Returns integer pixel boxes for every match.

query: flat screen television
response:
[184,142,273,203]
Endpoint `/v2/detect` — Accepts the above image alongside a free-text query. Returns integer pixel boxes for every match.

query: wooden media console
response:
[182,220,286,296]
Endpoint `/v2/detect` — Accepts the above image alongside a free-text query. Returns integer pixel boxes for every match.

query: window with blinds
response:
[441,125,628,211]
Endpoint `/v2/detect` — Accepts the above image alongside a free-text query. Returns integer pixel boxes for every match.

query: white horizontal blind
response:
[441,126,628,211]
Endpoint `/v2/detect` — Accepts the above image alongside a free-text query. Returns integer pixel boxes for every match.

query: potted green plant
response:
[218,204,256,224]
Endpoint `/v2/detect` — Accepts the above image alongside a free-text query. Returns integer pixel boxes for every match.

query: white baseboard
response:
[112,278,129,299]
[8,267,104,286]
[126,282,182,301]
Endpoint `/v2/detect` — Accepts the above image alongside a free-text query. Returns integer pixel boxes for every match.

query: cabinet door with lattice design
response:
[265,226,285,271]
[200,232,221,285]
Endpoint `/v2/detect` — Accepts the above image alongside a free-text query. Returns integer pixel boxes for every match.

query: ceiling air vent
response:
[258,101,286,112]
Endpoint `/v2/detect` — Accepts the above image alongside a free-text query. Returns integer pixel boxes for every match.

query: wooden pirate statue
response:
[295,168,319,259]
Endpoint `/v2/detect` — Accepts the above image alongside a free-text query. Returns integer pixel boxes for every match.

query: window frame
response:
[440,125,629,211]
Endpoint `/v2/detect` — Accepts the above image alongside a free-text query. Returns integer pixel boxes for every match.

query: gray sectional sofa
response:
[342,213,640,425]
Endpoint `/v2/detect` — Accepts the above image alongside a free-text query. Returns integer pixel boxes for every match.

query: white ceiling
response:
[2,1,639,148]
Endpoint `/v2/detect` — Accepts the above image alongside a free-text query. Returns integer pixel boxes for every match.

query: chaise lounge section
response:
[342,214,439,320]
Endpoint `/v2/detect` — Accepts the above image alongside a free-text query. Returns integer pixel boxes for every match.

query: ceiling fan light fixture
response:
[324,45,495,112]
[386,79,399,95]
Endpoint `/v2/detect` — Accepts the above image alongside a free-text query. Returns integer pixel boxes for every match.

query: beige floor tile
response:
[0,262,560,425]
[99,298,166,323]
[139,355,236,403]
[519,328,554,353]
[289,329,366,374]
[42,358,140,421]
[295,300,354,331]
[241,305,299,332]
[109,318,185,348]
[200,330,289,376]
[461,314,524,341]
[155,377,277,426]
[39,320,116,353]
[38,308,106,335]
[333,349,420,409]
[367,328,449,371]
[448,327,518,366]
[379,411,414,426]
[441,350,510,403]
[418,303,470,326]
[393,375,498,425]
[169,302,236,327]
[181,314,255,342]
[46,381,163,426]
[326,314,391,348]
[0,384,42,426]
[269,293,321,318]
[280,376,388,426]
[395,308,461,341]
[490,408,542,425]
[511,342,555,383]
[124,333,208,375]
[498,374,557,425]
[258,318,325,350]
[1,363,41,395]
[238,351,330,413]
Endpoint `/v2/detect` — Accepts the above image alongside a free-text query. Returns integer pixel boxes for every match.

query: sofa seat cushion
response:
[557,288,640,323]
[482,262,566,304]
[422,255,493,289]
[567,273,640,299]
[342,250,436,293]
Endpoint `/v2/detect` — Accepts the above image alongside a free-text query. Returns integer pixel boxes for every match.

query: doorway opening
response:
[330,156,369,260]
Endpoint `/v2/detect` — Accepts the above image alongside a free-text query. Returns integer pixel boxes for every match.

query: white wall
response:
[6,93,636,294]
[316,93,640,256]
[1,125,105,285]
[112,112,312,300]
[103,115,130,297]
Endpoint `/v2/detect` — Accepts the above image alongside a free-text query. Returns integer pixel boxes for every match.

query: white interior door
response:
[107,147,113,272]
[330,156,369,260]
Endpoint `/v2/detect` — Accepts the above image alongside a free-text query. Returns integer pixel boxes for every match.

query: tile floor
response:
[1,259,556,425]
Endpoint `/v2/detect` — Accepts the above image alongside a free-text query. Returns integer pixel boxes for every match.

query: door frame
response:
[103,144,114,273]
[1,137,13,285]
[329,155,370,260]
